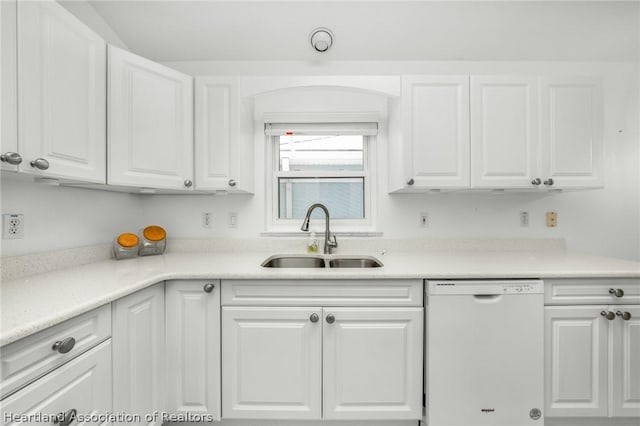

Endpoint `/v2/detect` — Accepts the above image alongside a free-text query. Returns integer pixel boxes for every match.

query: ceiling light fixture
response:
[309,28,334,53]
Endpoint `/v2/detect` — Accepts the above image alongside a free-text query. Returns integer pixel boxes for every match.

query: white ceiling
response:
[87,0,640,62]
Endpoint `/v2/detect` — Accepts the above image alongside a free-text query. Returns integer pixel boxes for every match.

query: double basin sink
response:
[262,254,383,269]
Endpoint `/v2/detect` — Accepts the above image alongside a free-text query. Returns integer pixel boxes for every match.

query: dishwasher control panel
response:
[428,280,544,295]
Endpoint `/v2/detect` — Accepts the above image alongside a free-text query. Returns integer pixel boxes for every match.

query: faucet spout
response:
[300,203,338,254]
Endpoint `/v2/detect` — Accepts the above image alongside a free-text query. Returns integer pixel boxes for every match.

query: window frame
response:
[264,117,378,234]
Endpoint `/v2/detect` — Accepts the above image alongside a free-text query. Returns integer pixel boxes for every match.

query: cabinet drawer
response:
[221,280,423,307]
[1,339,112,424]
[1,304,111,399]
[545,278,640,305]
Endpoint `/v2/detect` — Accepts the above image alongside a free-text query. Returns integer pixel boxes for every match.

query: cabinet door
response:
[1,340,111,426]
[401,75,470,189]
[1,0,18,172]
[611,306,640,417]
[222,306,322,419]
[112,284,165,425]
[545,306,609,417]
[194,76,253,192]
[322,307,423,420]
[540,76,603,189]
[166,280,220,419]
[17,0,106,182]
[108,46,193,190]
[471,76,539,188]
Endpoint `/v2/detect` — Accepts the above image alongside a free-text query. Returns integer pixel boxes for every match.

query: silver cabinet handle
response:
[310,313,319,323]
[531,178,542,186]
[609,288,625,298]
[228,179,237,187]
[1,152,22,165]
[52,337,76,354]
[407,178,414,186]
[544,178,554,186]
[30,158,49,170]
[203,283,215,293]
[616,311,632,321]
[326,313,335,324]
[601,311,615,320]
[54,408,77,426]
[184,179,193,188]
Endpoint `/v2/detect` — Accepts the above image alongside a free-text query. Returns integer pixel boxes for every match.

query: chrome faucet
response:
[300,203,338,254]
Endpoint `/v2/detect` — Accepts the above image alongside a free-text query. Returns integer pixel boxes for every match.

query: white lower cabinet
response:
[322,308,423,420]
[1,340,112,426]
[166,280,221,419]
[222,307,323,419]
[221,301,423,421]
[545,305,640,418]
[611,306,640,417]
[112,283,165,425]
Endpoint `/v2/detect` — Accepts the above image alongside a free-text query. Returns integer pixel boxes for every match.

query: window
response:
[265,122,377,232]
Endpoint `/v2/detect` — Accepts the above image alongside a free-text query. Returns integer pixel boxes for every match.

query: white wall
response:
[0,173,146,257]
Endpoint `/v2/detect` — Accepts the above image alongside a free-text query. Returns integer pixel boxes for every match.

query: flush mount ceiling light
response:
[309,28,334,53]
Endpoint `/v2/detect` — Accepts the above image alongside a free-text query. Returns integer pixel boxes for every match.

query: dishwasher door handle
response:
[473,294,504,303]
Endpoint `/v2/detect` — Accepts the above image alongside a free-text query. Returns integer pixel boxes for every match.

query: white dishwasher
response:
[427,280,544,426]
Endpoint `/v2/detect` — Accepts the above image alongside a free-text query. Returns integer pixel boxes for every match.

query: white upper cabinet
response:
[1,0,18,172]
[108,46,194,190]
[195,77,253,193]
[17,0,106,182]
[470,75,539,188]
[400,75,470,190]
[539,76,603,189]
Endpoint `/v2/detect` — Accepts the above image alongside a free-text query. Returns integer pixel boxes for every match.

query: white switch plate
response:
[202,212,213,228]
[229,212,238,228]
[3,213,24,239]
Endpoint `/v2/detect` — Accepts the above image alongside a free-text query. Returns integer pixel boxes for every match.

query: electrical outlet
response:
[546,211,558,227]
[229,212,238,228]
[3,213,24,239]
[202,212,213,229]
[520,211,529,227]
[419,212,429,227]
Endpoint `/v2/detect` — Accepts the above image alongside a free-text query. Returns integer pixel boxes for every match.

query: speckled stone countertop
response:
[1,239,639,346]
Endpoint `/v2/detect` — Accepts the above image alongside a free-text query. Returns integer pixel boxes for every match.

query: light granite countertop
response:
[2,239,639,347]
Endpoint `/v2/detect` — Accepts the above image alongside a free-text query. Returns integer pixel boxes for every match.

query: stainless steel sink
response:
[328,256,383,268]
[261,254,383,268]
[261,255,326,268]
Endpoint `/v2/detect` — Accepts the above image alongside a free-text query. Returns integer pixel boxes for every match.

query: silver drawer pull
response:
[30,158,50,170]
[54,408,77,426]
[326,314,335,324]
[601,311,615,321]
[52,337,76,354]
[203,283,215,293]
[609,288,624,298]
[1,152,22,165]
[616,311,632,321]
